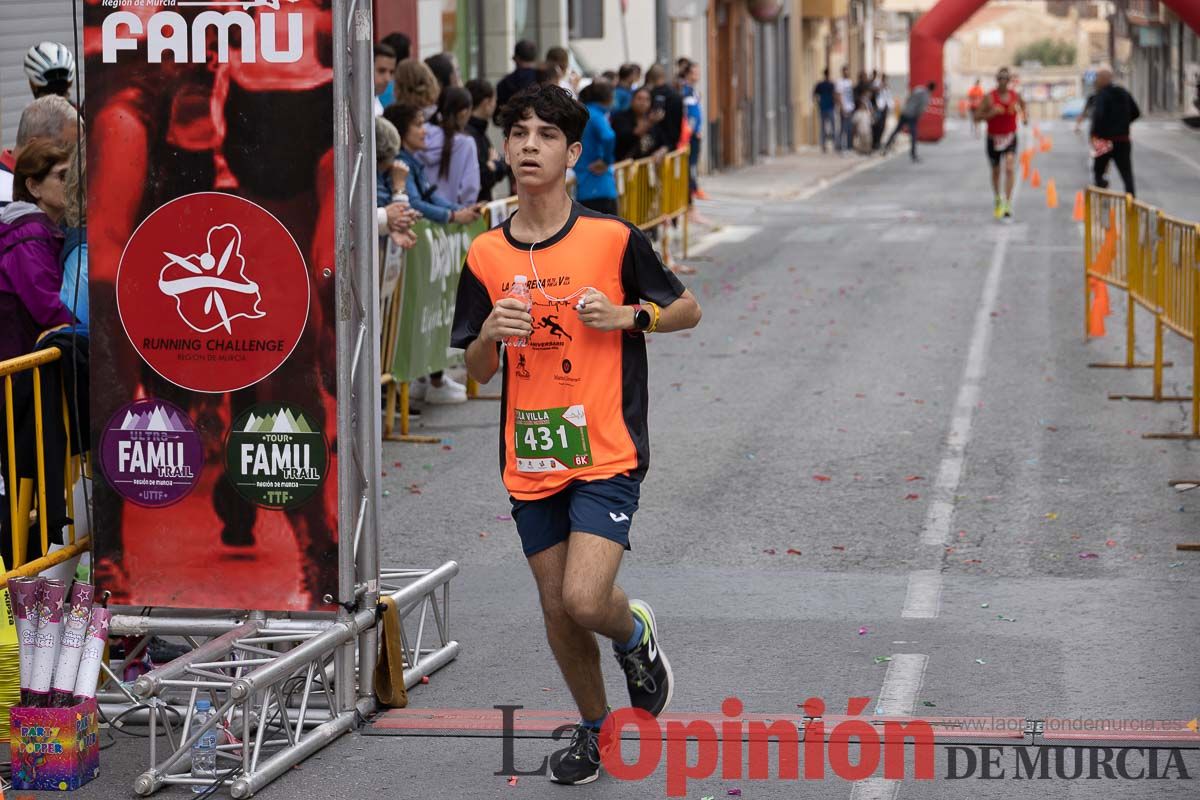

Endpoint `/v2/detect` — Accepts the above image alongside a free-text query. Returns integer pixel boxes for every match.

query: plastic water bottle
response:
[506,275,532,348]
[191,699,219,792]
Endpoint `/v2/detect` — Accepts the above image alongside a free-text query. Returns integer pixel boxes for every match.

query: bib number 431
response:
[514,405,592,472]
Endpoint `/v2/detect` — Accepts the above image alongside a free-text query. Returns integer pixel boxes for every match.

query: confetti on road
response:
[728,789,742,796]
[997,615,1017,622]
[906,475,924,481]
[1078,552,1099,559]
[832,545,846,551]
[786,548,802,556]
[1106,539,1118,547]
[813,474,831,482]
[763,548,777,555]
[905,493,920,500]
[1045,512,1058,520]
[858,627,869,635]
[874,656,892,664]
[922,701,936,707]
[496,515,511,521]
[975,658,987,665]
[507,776,518,787]
[980,603,990,608]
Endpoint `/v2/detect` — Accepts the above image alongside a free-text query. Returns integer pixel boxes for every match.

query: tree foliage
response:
[1014,38,1077,67]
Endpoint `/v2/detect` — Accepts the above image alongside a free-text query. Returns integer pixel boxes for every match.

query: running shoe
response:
[614,600,674,716]
[550,725,602,785]
[993,197,1004,219]
[1003,201,1013,219]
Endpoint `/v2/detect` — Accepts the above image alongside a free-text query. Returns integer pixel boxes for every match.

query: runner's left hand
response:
[575,289,631,332]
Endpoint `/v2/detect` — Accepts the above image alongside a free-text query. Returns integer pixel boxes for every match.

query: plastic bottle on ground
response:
[506,275,532,348]
[191,699,219,792]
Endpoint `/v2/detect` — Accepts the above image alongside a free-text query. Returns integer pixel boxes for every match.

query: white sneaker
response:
[425,377,467,405]
[409,377,429,401]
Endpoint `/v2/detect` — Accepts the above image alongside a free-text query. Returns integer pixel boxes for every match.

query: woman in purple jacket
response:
[417,87,481,207]
[0,140,72,362]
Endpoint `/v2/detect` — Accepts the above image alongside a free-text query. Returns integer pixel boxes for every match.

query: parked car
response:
[1061,97,1086,120]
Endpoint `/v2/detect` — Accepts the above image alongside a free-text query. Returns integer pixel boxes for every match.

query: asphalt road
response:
[74,119,1200,799]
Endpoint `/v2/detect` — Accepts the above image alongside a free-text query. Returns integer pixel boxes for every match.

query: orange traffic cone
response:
[1046,179,1058,208]
[1040,136,1053,153]
[1072,190,1085,221]
[1088,278,1109,337]
[1031,168,1042,188]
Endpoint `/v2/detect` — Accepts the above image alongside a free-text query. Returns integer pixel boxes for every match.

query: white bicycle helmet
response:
[24,42,76,89]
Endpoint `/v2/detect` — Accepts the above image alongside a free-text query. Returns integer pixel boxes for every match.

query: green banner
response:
[390,218,488,384]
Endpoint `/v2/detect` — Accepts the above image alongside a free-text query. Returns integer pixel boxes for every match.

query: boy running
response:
[451,85,702,785]
[975,67,1027,219]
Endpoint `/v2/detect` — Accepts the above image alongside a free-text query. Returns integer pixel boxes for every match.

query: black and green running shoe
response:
[613,599,674,717]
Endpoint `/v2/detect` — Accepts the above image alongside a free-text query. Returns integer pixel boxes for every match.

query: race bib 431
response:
[514,405,592,472]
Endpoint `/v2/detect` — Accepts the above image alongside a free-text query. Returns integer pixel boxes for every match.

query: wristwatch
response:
[632,304,652,332]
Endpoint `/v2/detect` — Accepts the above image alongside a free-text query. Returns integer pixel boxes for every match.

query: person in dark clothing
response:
[494,40,539,124]
[644,63,684,151]
[1089,68,1140,196]
[812,69,837,152]
[425,52,459,90]
[465,79,507,202]
[612,87,668,162]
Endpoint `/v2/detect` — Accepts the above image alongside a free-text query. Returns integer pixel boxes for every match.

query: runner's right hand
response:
[482,298,534,343]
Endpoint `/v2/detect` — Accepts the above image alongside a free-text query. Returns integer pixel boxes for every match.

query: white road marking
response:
[875,654,928,716]
[901,570,943,619]
[686,225,763,256]
[850,778,900,800]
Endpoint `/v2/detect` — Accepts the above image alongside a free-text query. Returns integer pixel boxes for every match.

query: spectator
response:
[1089,67,1140,196]
[385,104,479,405]
[24,42,75,100]
[373,43,397,116]
[873,74,893,151]
[393,58,441,124]
[884,81,936,162]
[495,40,540,122]
[417,87,481,207]
[60,140,88,331]
[813,69,837,153]
[425,52,460,90]
[644,64,684,152]
[613,63,641,113]
[546,46,579,95]
[601,70,618,85]
[851,98,874,155]
[835,65,855,153]
[678,59,707,200]
[0,140,72,363]
[384,104,479,227]
[536,61,563,88]
[1,95,79,209]
[376,32,411,107]
[854,70,875,111]
[374,116,418,249]
[465,79,507,202]
[612,87,668,162]
[576,80,618,215]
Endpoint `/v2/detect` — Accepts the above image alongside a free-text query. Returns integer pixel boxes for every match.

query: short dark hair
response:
[514,39,537,63]
[465,78,494,109]
[578,79,613,108]
[499,84,589,145]
[545,46,569,69]
[381,32,410,61]
[382,104,424,142]
[618,63,639,82]
[374,42,396,61]
[425,52,456,90]
[14,139,69,203]
[601,70,617,83]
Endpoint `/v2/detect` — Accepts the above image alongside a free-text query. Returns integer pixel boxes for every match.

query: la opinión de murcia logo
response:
[158,224,264,335]
[101,1,305,64]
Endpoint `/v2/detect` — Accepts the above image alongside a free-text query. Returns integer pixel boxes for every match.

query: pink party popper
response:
[8,576,43,704]
[50,581,95,706]
[28,578,67,706]
[72,607,111,703]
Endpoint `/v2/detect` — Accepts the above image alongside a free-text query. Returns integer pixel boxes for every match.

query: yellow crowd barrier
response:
[1,347,90,588]
[1085,187,1200,439]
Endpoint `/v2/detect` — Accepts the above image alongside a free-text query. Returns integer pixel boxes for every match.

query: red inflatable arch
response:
[910,0,1200,141]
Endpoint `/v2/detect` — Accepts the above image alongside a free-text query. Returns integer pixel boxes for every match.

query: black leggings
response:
[1093,140,1135,197]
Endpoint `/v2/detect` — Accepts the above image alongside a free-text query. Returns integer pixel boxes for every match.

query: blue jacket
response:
[397,149,457,224]
[612,86,633,114]
[576,102,617,202]
[59,226,88,332]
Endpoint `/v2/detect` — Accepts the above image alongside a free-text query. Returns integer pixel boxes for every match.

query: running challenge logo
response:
[116,192,310,393]
[101,1,305,65]
[494,699,1195,796]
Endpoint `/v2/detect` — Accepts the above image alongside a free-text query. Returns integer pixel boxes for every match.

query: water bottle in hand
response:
[506,275,532,348]
[191,699,219,792]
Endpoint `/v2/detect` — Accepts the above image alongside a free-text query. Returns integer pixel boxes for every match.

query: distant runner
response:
[451,84,702,786]
[975,67,1027,220]
[967,79,985,138]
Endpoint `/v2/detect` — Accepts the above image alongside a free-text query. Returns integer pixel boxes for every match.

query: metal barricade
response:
[1,346,90,586]
[1143,217,1200,440]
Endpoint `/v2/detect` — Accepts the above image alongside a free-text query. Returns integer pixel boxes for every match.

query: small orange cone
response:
[1031,169,1042,188]
[1088,278,1109,337]
[1040,136,1053,153]
[1072,190,1085,221]
[1046,179,1058,208]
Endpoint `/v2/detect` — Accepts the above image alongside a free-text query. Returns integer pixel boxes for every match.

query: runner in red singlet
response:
[975,67,1027,220]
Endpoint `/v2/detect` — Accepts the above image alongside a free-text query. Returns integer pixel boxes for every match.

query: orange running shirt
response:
[968,84,985,108]
[451,203,686,500]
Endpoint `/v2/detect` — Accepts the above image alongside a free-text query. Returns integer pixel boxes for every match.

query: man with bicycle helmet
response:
[24,42,76,99]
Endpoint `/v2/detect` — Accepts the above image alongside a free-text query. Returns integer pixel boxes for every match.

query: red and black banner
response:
[86,0,338,610]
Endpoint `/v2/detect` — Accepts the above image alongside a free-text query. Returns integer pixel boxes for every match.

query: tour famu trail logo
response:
[99,399,203,508]
[159,224,263,335]
[225,403,328,510]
